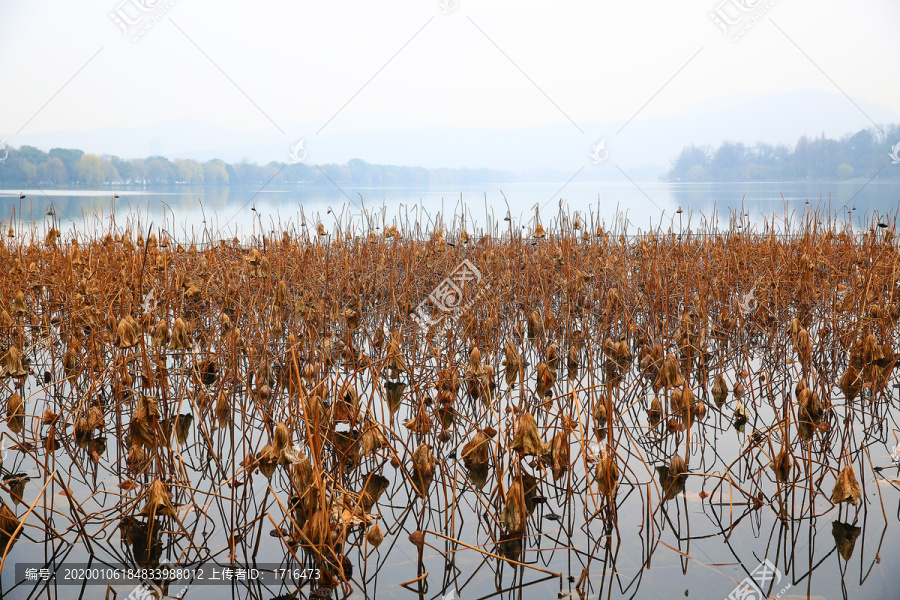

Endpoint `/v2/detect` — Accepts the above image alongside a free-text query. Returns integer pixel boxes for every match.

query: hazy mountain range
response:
[9,89,899,181]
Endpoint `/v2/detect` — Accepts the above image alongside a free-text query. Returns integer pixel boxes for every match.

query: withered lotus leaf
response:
[361,472,389,510]
[0,502,21,552]
[832,465,861,505]
[169,318,192,351]
[126,443,149,472]
[360,422,387,457]
[366,523,384,548]
[461,427,496,468]
[549,428,570,477]
[11,291,26,316]
[838,366,861,402]
[215,390,231,427]
[593,396,608,427]
[130,395,159,449]
[272,422,295,465]
[503,341,521,385]
[403,404,433,435]
[535,362,555,398]
[772,448,792,483]
[501,480,527,534]
[274,280,290,306]
[7,392,24,424]
[2,347,27,378]
[654,354,684,391]
[510,412,548,457]
[595,453,619,496]
[151,320,169,347]
[139,479,176,518]
[115,316,140,348]
[384,381,406,416]
[411,443,435,479]
[832,521,862,560]
[648,396,663,427]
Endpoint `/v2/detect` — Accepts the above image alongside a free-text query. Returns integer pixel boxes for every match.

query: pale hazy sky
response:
[1,0,898,142]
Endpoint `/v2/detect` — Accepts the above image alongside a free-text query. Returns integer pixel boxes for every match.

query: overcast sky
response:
[1,0,899,156]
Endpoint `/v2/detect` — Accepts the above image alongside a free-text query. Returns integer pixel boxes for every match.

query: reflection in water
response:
[2,179,900,238]
[0,206,898,600]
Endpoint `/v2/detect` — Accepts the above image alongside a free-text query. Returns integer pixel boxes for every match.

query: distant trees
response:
[202,159,229,185]
[666,125,900,182]
[1,124,897,188]
[174,158,204,184]
[0,146,515,188]
[74,155,109,185]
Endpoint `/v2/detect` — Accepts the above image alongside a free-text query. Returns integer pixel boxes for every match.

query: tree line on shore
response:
[666,124,900,182]
[0,124,897,187]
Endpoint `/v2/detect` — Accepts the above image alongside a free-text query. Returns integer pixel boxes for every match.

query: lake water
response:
[0,180,898,239]
[0,180,899,600]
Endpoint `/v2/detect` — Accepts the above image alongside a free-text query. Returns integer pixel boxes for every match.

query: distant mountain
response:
[8,89,899,181]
